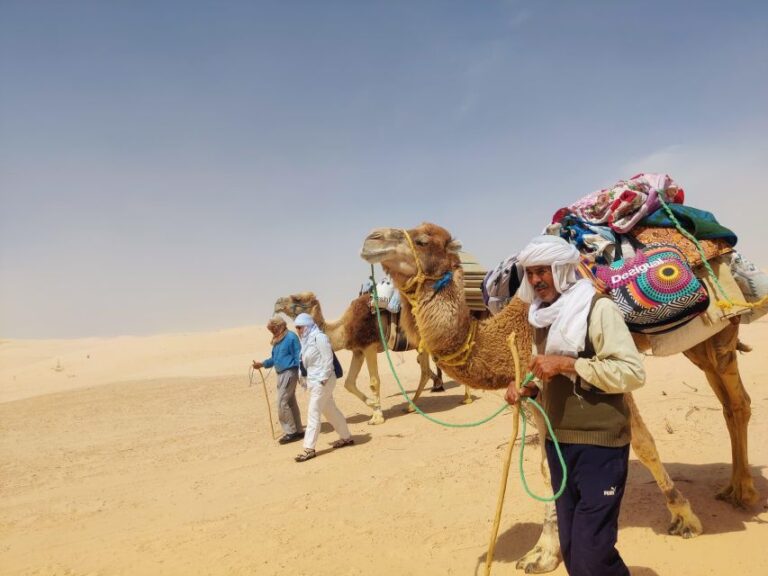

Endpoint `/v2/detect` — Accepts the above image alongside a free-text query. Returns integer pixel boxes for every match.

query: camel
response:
[274,291,475,425]
[361,222,757,573]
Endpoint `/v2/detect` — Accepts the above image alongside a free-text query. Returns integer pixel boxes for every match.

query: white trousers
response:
[303,376,351,450]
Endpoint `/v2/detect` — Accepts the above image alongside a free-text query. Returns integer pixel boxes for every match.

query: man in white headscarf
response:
[293,313,354,462]
[506,234,645,576]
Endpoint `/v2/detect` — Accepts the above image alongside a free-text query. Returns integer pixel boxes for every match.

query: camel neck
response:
[409,278,472,360]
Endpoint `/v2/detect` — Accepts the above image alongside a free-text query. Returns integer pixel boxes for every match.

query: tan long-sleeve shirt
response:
[574,297,646,394]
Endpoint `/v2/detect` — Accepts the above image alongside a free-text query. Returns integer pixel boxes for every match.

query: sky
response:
[1,0,767,339]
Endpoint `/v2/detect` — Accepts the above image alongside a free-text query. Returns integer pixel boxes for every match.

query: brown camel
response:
[360,222,758,573]
[274,291,468,425]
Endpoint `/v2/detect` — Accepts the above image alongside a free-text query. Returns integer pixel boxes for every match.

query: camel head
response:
[273,292,319,319]
[360,223,462,288]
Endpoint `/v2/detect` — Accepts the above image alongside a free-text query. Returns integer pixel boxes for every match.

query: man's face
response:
[268,323,284,336]
[525,265,559,304]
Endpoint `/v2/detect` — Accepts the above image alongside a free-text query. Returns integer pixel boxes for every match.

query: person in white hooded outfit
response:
[293,313,354,462]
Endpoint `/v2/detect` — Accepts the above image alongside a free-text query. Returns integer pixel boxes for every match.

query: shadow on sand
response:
[473,462,766,573]
[622,461,768,536]
[340,379,481,425]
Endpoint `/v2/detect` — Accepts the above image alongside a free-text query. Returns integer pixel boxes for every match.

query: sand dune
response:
[1,320,767,575]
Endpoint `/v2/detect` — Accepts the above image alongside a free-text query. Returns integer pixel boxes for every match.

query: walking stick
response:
[484,332,523,576]
[254,367,278,440]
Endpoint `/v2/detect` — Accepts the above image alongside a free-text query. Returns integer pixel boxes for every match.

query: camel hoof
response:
[715,483,759,508]
[404,403,416,413]
[667,512,703,539]
[515,546,559,574]
[735,339,752,353]
[367,411,385,425]
[430,384,445,392]
[461,396,474,405]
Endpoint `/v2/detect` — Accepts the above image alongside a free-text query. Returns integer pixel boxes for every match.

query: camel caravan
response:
[272,252,486,424]
[270,172,767,573]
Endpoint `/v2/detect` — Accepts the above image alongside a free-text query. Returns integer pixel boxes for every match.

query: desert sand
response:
[1,320,767,576]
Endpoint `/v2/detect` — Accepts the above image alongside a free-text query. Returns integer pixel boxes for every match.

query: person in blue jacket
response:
[252,316,304,444]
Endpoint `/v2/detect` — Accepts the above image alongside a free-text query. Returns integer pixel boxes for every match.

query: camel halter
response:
[399,229,478,368]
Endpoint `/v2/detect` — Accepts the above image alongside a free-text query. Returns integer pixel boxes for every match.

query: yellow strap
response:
[433,319,478,367]
[716,294,768,311]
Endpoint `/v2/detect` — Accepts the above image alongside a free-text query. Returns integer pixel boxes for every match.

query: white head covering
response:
[517,235,580,303]
[518,235,596,362]
[294,313,314,327]
[294,312,320,348]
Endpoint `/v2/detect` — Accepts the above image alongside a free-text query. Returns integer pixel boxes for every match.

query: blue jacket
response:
[262,331,301,373]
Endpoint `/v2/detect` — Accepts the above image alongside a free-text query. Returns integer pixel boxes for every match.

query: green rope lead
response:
[655,193,732,305]
[369,265,567,501]
[520,396,568,501]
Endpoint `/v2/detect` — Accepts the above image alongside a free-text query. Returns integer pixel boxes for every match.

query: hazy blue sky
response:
[2,1,767,338]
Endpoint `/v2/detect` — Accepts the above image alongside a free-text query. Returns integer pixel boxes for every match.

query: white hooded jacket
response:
[295,313,335,386]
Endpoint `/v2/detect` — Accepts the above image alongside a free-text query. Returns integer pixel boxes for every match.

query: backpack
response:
[482,253,522,315]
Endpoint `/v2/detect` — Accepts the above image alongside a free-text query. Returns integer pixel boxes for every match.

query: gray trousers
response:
[276,368,302,434]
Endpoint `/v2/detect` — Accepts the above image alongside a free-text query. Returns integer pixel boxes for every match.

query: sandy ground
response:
[1,320,767,576]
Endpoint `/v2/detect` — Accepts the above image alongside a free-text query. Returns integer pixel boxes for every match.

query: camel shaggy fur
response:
[360,223,731,573]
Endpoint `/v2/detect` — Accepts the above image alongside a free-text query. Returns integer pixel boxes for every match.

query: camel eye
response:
[414,236,429,246]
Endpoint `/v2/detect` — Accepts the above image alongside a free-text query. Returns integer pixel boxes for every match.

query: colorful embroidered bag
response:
[596,240,709,334]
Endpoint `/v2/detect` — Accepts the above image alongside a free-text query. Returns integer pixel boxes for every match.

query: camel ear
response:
[447,239,462,254]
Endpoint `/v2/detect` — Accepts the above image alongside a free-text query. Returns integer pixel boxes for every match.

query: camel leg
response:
[429,357,445,391]
[343,350,375,408]
[407,356,471,409]
[362,345,385,425]
[515,408,561,573]
[625,394,703,538]
[682,323,757,507]
[405,351,434,412]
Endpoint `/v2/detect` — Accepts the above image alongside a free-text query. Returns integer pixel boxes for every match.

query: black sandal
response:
[331,438,354,449]
[294,449,316,462]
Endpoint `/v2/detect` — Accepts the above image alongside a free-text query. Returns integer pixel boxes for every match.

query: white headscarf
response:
[518,235,595,359]
[294,312,320,349]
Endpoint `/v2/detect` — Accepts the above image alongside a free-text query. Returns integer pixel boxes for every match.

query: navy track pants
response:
[545,440,630,576]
